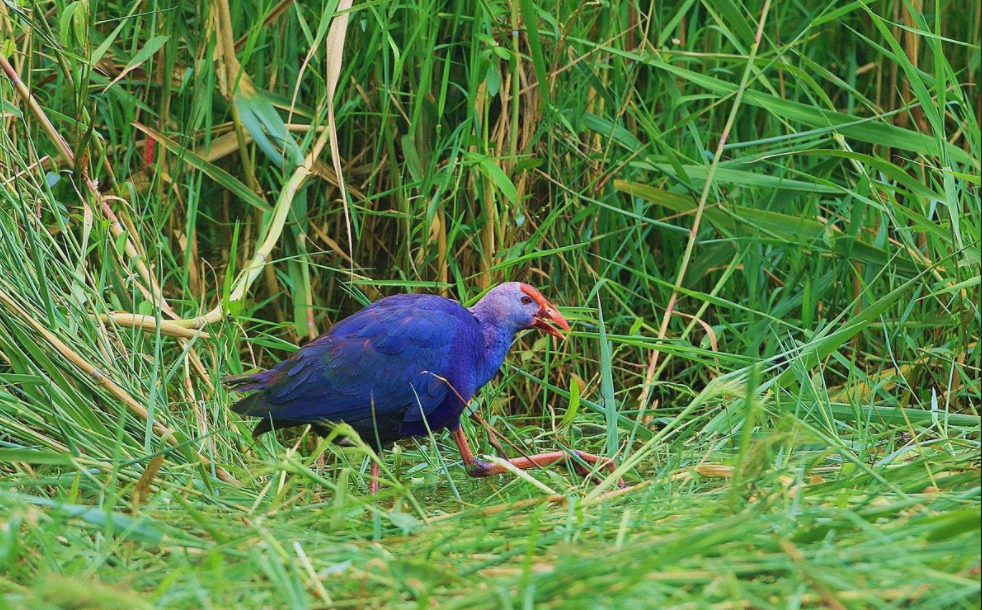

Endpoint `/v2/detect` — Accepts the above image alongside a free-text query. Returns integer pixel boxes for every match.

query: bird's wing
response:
[230,295,466,426]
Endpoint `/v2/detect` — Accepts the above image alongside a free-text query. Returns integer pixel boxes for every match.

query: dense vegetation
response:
[1,0,979,607]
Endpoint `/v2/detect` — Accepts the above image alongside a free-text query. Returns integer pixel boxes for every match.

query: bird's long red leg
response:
[369,461,380,494]
[450,428,624,487]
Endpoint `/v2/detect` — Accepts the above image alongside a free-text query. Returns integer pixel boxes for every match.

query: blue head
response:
[470,282,570,338]
[468,282,570,390]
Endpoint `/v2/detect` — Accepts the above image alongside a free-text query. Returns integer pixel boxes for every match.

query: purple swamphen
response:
[226,282,619,491]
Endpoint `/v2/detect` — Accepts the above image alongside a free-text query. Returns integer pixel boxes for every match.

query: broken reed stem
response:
[325,0,356,269]
[159,123,333,329]
[104,1,348,332]
[95,314,212,339]
[72,88,336,334]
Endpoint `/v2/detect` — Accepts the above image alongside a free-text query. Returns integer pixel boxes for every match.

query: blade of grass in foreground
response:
[597,295,619,459]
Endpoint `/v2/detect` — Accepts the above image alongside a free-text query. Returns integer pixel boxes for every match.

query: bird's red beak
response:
[521,285,571,339]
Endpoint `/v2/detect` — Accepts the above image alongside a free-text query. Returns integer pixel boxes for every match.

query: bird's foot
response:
[464,459,493,478]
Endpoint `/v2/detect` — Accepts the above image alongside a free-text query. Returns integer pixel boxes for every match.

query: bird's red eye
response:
[521,296,533,305]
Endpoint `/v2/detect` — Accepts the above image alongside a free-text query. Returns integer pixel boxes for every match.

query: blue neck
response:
[470,307,520,390]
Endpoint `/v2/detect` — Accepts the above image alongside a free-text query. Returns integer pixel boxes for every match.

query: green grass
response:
[1,0,979,607]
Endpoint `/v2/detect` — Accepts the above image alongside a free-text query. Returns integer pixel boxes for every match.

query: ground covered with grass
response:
[1,0,979,608]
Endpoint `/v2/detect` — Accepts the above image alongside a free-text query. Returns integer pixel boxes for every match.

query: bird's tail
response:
[228,393,268,416]
[222,370,275,417]
[221,370,272,392]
